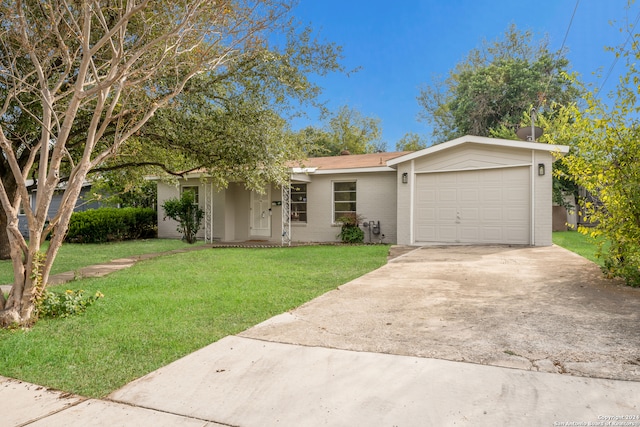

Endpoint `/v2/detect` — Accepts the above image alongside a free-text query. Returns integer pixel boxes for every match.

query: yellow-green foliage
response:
[546,79,640,286]
[36,289,104,319]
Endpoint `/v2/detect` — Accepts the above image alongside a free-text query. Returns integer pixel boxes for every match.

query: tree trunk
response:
[0,165,89,327]
[0,211,12,260]
[0,175,17,260]
[0,229,40,327]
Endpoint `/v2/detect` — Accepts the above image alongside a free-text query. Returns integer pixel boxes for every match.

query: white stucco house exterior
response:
[156,135,569,246]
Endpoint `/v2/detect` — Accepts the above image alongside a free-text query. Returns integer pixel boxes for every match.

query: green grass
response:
[0,239,206,284]
[552,230,605,265]
[0,245,389,397]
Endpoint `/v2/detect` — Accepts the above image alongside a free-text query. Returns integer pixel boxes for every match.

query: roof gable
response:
[387,135,570,167]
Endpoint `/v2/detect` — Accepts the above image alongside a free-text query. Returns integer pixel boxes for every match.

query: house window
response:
[333,181,356,222]
[291,184,307,222]
[181,186,199,204]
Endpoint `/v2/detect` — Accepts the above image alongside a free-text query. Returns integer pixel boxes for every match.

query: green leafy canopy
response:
[417,24,580,143]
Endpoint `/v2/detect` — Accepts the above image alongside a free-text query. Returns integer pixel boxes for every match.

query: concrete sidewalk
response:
[3,245,640,426]
[5,335,639,426]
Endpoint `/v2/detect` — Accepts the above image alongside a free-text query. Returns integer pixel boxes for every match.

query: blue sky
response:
[290,0,639,149]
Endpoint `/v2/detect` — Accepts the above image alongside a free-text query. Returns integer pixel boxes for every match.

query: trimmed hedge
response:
[65,208,157,243]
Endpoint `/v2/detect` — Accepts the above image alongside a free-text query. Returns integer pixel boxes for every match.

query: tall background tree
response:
[0,0,342,326]
[297,105,385,156]
[395,132,427,151]
[417,25,580,143]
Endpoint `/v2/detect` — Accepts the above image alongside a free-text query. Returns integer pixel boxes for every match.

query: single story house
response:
[18,181,101,237]
[156,135,569,246]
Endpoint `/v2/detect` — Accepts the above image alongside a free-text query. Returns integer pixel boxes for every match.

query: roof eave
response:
[310,166,397,175]
[387,135,571,166]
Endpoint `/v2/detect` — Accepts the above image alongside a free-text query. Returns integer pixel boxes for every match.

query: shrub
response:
[336,213,365,243]
[36,289,104,319]
[65,207,157,243]
[162,191,204,244]
[602,240,640,287]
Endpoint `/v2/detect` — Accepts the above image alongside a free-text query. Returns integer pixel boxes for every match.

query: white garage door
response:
[414,167,530,244]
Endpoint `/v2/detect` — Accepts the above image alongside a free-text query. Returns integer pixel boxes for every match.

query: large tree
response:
[0,0,340,326]
[301,105,385,156]
[72,25,343,210]
[417,25,580,143]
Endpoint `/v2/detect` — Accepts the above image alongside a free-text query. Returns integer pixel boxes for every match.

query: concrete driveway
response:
[241,244,640,381]
[13,244,639,426]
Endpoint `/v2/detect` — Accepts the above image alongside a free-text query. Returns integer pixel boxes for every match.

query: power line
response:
[597,8,640,97]
[561,0,580,52]
[539,0,579,109]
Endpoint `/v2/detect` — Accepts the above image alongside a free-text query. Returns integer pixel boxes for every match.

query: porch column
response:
[204,180,213,243]
[281,181,291,246]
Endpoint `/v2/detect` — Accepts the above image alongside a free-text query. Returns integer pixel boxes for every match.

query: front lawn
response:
[0,245,389,398]
[552,230,604,265]
[0,239,206,284]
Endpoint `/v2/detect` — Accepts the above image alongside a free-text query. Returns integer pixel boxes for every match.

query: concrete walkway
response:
[3,244,640,426]
[0,244,216,295]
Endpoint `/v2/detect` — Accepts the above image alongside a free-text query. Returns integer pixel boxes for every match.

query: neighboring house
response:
[18,181,102,237]
[156,135,569,246]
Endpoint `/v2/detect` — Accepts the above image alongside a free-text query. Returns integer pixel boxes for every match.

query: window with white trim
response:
[291,184,307,222]
[333,181,356,222]
[181,186,199,204]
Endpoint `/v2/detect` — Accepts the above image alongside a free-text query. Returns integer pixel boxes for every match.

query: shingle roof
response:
[294,151,412,170]
[159,151,414,180]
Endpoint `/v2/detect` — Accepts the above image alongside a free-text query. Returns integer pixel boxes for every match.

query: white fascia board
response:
[183,172,211,180]
[387,135,570,166]
[290,173,312,183]
[26,178,92,189]
[311,166,396,175]
[291,167,317,174]
[147,172,208,181]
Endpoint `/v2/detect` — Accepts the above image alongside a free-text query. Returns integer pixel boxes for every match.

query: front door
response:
[250,186,271,238]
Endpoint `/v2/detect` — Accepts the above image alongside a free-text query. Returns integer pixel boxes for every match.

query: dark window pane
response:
[335,202,356,212]
[334,182,356,192]
[334,192,356,202]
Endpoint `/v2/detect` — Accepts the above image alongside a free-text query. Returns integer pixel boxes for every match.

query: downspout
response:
[531,150,535,246]
[409,159,415,245]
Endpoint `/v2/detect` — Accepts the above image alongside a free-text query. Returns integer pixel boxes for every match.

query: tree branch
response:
[89,161,205,177]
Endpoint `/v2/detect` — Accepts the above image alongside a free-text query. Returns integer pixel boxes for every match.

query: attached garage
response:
[415,167,530,244]
[389,135,569,247]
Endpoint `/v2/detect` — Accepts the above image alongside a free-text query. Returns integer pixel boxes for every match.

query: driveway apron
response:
[242,245,640,381]
[105,245,640,426]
